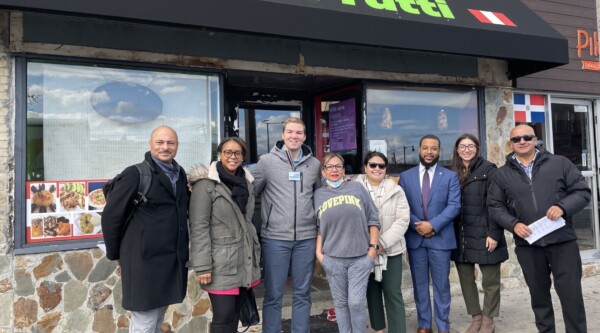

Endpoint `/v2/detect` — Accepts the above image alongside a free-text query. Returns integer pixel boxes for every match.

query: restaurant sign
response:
[577,29,600,71]
[340,0,455,19]
[0,0,568,75]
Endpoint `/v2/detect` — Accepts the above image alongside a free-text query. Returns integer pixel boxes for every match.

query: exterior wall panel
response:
[518,0,600,94]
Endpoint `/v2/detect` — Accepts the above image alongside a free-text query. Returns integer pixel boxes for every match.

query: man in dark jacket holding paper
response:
[487,124,590,333]
[102,126,189,333]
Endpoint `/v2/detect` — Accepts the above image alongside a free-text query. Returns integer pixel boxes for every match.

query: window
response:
[236,107,300,163]
[19,60,220,250]
[365,85,479,174]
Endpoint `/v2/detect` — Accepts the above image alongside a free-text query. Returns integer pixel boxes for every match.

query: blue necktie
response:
[422,168,430,220]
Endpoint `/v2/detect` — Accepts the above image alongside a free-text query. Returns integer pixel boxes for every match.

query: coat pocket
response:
[252,234,261,268]
[211,244,238,275]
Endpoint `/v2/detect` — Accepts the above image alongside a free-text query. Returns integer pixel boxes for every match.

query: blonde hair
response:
[282,117,306,133]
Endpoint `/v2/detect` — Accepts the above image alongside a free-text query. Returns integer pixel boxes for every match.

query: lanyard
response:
[286,149,301,171]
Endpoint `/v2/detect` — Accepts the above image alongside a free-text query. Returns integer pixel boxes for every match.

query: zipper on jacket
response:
[266,203,273,231]
[509,157,540,214]
[293,180,298,241]
[528,178,539,213]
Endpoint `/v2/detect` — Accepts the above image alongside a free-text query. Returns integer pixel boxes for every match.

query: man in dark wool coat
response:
[102,126,189,332]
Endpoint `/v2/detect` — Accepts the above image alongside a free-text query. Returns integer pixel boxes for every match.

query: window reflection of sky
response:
[366,88,478,164]
[253,110,299,156]
[25,61,220,178]
[91,82,163,123]
[26,62,217,143]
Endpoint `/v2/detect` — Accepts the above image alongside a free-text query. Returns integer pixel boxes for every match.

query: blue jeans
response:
[261,237,316,333]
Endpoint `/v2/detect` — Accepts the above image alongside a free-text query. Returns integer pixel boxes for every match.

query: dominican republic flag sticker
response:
[514,93,545,123]
[469,9,516,27]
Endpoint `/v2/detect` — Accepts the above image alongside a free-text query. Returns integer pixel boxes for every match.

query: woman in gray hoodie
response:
[188,137,261,333]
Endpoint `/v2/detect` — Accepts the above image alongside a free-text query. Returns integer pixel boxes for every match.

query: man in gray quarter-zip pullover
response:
[252,117,321,333]
[488,124,590,333]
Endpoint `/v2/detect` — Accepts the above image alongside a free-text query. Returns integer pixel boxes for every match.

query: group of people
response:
[102,120,590,333]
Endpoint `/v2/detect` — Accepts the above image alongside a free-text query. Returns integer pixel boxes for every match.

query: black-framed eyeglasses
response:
[222,150,243,158]
[509,135,536,143]
[457,144,477,151]
[324,164,344,171]
[368,163,387,170]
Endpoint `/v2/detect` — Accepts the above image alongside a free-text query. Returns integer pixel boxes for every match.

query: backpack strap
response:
[133,160,154,205]
[118,161,154,239]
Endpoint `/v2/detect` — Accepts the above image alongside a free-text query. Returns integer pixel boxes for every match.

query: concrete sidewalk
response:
[250,272,600,332]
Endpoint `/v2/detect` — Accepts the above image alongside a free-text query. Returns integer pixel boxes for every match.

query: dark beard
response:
[419,155,439,168]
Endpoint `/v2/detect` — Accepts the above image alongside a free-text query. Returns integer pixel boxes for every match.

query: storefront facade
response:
[0,0,598,331]
[514,0,600,260]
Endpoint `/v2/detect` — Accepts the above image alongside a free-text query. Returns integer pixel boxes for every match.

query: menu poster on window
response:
[329,98,357,153]
[26,180,108,243]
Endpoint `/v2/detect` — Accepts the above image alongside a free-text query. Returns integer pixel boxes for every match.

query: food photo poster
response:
[26,180,107,243]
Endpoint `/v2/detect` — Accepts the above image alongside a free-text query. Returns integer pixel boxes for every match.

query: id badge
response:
[289,171,301,181]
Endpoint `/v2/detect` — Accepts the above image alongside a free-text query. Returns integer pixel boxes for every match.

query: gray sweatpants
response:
[129,305,168,333]
[322,255,374,333]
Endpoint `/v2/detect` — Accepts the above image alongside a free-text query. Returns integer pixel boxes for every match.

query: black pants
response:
[209,293,243,333]
[515,240,587,333]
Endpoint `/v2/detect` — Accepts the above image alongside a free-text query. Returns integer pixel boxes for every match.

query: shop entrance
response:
[229,102,303,236]
[224,71,357,237]
[236,105,301,164]
[550,98,600,254]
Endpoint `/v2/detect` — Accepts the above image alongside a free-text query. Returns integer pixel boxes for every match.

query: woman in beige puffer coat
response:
[354,151,410,333]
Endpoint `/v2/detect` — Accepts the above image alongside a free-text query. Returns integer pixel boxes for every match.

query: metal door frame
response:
[549,97,600,258]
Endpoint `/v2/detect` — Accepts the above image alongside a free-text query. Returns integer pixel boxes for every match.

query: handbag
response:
[238,287,260,332]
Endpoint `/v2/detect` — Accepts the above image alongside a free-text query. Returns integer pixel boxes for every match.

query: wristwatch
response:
[369,243,379,250]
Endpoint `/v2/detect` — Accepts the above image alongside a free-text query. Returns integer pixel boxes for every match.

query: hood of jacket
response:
[271,140,315,163]
[187,162,254,186]
[352,174,400,204]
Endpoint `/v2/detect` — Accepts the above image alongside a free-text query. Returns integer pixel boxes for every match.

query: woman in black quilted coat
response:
[450,134,508,333]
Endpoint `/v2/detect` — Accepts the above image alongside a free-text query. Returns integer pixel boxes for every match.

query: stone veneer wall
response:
[0,10,13,333]
[0,13,213,333]
[8,252,210,332]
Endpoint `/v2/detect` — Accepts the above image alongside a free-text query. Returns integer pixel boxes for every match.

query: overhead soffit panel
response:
[0,0,568,77]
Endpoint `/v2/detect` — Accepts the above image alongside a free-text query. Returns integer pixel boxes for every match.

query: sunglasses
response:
[368,163,387,170]
[509,135,536,143]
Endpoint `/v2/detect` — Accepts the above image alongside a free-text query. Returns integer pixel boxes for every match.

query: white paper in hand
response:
[525,217,566,244]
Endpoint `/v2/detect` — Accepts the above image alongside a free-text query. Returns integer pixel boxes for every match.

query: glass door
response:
[550,98,599,253]
[236,106,300,164]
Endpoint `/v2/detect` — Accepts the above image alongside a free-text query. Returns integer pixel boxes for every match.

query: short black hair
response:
[217,137,248,158]
[419,134,441,148]
[363,151,388,166]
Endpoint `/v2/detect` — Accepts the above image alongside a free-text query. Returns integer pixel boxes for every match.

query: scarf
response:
[216,162,249,214]
[151,157,180,193]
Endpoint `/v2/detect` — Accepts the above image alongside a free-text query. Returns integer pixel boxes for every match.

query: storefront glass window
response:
[365,86,479,174]
[24,61,220,245]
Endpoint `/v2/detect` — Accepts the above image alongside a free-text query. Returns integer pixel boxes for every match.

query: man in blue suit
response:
[399,134,461,333]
